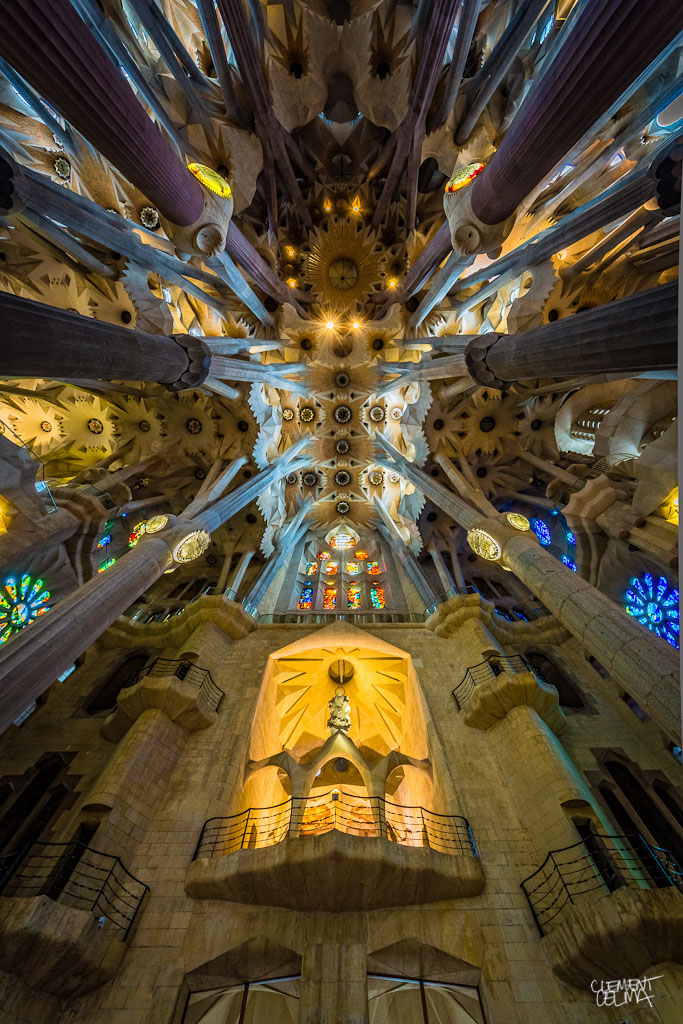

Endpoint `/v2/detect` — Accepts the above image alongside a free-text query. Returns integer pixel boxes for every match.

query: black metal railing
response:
[520,831,683,935]
[452,654,533,710]
[128,658,224,712]
[0,841,149,939]
[193,790,478,860]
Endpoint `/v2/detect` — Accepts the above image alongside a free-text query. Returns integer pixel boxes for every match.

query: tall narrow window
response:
[298,585,313,610]
[323,588,337,610]
[347,584,361,610]
[370,585,385,610]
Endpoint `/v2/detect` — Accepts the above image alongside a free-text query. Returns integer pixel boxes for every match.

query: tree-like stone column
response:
[0,440,310,731]
[374,435,679,738]
[465,282,678,387]
[469,0,683,227]
[0,0,204,227]
[454,619,607,861]
[0,293,209,389]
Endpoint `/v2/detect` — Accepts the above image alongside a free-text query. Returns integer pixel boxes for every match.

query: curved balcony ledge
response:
[186,829,484,910]
[462,670,566,735]
[102,658,223,741]
[544,886,683,990]
[0,894,126,998]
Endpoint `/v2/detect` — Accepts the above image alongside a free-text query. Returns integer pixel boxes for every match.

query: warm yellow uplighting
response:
[387,278,398,289]
[286,278,298,288]
[323,198,332,212]
[352,320,360,329]
[326,320,335,330]
[286,246,296,258]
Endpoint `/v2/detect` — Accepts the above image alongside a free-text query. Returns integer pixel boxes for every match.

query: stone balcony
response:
[102,657,224,741]
[453,654,567,735]
[186,791,484,910]
[520,829,683,989]
[0,840,148,998]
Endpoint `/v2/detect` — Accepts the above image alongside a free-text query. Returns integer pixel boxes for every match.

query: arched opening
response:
[524,650,585,709]
[0,755,68,854]
[603,757,683,868]
[85,652,150,714]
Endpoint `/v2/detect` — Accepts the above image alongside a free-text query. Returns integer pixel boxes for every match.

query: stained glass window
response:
[625,573,679,649]
[0,575,51,645]
[366,561,381,575]
[355,550,369,559]
[318,551,330,561]
[346,562,361,575]
[298,585,313,610]
[330,533,354,550]
[562,556,577,572]
[370,585,385,610]
[128,522,146,547]
[323,587,337,610]
[305,561,318,576]
[532,519,552,546]
[326,561,339,575]
[347,584,362,609]
[566,531,576,545]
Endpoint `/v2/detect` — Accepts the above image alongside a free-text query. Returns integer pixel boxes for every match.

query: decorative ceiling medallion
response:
[369,406,385,422]
[328,257,358,291]
[139,420,151,432]
[285,472,298,485]
[334,405,352,423]
[467,528,501,561]
[282,408,295,421]
[140,206,160,229]
[507,512,530,531]
[334,371,351,388]
[390,407,403,421]
[303,471,319,487]
[445,161,485,193]
[335,439,350,454]
[87,418,103,434]
[54,157,70,179]
[188,162,232,198]
[335,470,351,486]
[306,219,382,310]
[173,530,211,563]
[186,417,203,434]
[336,500,351,515]
[145,514,169,534]
[368,470,383,486]
[299,407,315,423]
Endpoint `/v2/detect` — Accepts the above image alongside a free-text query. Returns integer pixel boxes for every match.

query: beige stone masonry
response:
[0,894,126,999]
[543,886,683,990]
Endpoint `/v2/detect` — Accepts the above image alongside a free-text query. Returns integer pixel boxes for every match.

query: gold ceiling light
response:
[467,528,501,561]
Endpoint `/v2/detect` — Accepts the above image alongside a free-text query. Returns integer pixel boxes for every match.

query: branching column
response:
[0,0,204,226]
[0,293,208,388]
[465,283,678,387]
[0,442,309,731]
[469,0,683,227]
[375,436,680,737]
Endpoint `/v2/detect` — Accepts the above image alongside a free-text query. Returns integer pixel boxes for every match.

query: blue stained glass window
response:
[532,519,552,546]
[625,573,679,649]
[298,585,313,610]
[562,556,577,572]
[566,531,576,545]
